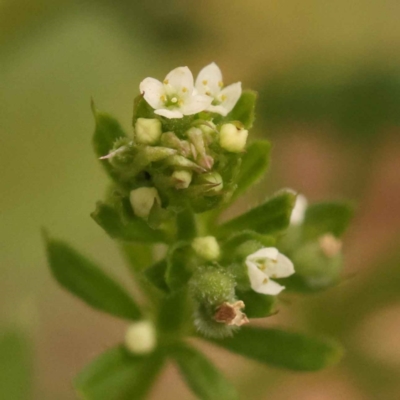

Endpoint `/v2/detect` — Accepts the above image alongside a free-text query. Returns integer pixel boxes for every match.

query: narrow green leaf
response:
[303,201,355,239]
[208,327,343,371]
[232,140,271,201]
[236,290,276,318]
[0,331,32,400]
[45,235,142,320]
[91,101,127,180]
[75,346,164,400]
[91,202,167,243]
[171,343,239,400]
[217,190,296,237]
[165,242,194,291]
[225,90,257,129]
[145,259,169,293]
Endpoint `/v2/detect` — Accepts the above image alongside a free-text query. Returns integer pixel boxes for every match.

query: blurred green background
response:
[1,1,400,399]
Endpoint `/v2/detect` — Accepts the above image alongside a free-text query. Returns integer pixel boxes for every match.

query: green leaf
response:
[132,94,156,125]
[303,201,354,239]
[0,331,32,400]
[171,343,239,400]
[225,90,257,129]
[145,259,169,293]
[75,346,164,400]
[217,190,296,237]
[208,327,343,371]
[232,140,271,201]
[45,235,142,320]
[91,101,127,180]
[165,242,194,291]
[91,202,168,243]
[236,290,276,318]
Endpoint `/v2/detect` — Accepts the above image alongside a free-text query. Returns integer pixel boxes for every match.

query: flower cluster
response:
[101,63,250,219]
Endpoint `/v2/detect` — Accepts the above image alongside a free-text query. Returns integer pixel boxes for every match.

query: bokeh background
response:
[1,1,400,399]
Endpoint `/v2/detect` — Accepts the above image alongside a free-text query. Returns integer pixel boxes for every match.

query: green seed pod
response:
[189,266,239,338]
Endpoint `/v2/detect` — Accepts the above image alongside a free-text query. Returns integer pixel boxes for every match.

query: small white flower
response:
[125,321,156,355]
[140,66,212,119]
[290,194,308,225]
[245,247,295,295]
[129,187,160,219]
[195,62,242,116]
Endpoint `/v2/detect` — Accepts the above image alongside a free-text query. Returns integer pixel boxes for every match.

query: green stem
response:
[176,208,197,240]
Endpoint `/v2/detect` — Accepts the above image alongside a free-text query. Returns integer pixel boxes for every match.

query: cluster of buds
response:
[101,63,250,220]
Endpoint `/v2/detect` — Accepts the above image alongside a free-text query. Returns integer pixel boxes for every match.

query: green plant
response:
[44,63,353,399]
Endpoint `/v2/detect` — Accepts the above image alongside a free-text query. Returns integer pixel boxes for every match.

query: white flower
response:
[125,321,156,355]
[290,194,308,225]
[140,66,212,119]
[245,247,295,295]
[195,62,242,116]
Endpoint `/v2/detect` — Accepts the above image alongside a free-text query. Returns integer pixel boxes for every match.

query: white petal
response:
[219,82,242,114]
[290,194,308,225]
[254,278,286,295]
[155,109,183,119]
[246,262,285,295]
[180,94,212,115]
[165,66,194,94]
[140,77,165,109]
[265,253,295,279]
[206,104,228,116]
[195,62,223,96]
[246,247,279,263]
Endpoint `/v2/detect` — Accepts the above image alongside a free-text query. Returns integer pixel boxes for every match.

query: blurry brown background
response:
[1,1,400,399]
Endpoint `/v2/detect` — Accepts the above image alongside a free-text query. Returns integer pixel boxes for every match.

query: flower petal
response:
[165,66,194,94]
[219,82,242,114]
[180,94,212,115]
[290,194,308,225]
[195,62,223,97]
[265,253,295,279]
[206,104,228,116]
[246,247,279,263]
[254,278,286,295]
[140,77,165,109]
[155,109,183,119]
[246,262,285,295]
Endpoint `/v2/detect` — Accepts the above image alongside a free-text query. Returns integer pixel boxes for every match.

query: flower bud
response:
[172,169,192,189]
[125,321,156,355]
[219,123,248,153]
[129,187,160,218]
[198,172,223,195]
[135,118,162,145]
[192,236,220,261]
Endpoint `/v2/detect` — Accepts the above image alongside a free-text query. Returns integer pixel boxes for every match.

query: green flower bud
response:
[129,187,160,219]
[135,118,162,145]
[172,169,193,189]
[165,155,205,173]
[124,321,156,354]
[160,132,191,157]
[144,146,177,162]
[186,127,214,170]
[292,235,343,289]
[219,123,248,153]
[192,236,220,261]
[197,172,223,195]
